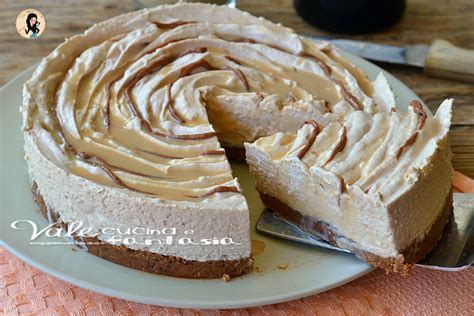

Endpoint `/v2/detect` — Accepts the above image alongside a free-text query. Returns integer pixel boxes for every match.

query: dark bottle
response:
[293,0,406,34]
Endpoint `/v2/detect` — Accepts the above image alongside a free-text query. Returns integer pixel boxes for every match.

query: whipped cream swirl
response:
[23,3,396,201]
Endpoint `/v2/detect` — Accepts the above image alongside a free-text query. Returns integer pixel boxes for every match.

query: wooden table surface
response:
[1,0,473,176]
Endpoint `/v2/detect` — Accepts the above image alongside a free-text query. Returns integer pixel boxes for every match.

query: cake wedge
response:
[245,100,453,274]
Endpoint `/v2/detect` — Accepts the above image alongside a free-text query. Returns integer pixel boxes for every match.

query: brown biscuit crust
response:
[32,182,253,279]
[258,190,453,275]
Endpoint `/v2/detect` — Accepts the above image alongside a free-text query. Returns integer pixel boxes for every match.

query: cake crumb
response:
[222,274,231,282]
[277,264,288,270]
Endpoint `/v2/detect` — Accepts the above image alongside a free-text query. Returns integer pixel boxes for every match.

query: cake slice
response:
[245,100,453,273]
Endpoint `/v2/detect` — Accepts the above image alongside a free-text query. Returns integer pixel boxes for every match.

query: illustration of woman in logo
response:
[25,13,40,39]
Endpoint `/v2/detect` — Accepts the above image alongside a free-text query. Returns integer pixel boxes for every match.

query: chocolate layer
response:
[32,182,253,279]
[259,190,453,275]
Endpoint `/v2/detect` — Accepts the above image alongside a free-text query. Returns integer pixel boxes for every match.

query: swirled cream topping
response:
[23,3,400,202]
[249,99,452,204]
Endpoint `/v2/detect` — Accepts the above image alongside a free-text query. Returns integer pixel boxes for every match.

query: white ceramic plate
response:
[0,51,422,309]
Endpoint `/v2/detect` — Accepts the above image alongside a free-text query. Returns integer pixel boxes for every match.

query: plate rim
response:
[0,240,373,308]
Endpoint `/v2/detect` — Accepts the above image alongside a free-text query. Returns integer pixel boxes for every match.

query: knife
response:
[306,36,474,83]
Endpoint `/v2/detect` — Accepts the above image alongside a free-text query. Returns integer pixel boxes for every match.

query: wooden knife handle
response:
[425,39,474,82]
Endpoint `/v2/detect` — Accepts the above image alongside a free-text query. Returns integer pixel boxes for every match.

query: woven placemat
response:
[0,248,472,314]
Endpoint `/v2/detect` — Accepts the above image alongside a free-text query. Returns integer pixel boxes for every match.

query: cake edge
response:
[31,182,253,279]
[258,190,453,275]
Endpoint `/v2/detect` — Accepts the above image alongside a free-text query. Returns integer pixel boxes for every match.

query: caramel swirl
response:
[297,121,320,159]
[395,100,428,159]
[24,3,385,201]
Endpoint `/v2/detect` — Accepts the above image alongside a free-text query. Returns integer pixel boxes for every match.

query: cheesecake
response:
[21,2,453,278]
[245,99,453,274]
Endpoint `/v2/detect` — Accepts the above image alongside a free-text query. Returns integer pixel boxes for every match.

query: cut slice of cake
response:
[245,100,453,274]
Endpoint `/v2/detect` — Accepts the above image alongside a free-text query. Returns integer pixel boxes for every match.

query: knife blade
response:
[308,36,428,67]
[305,35,474,82]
